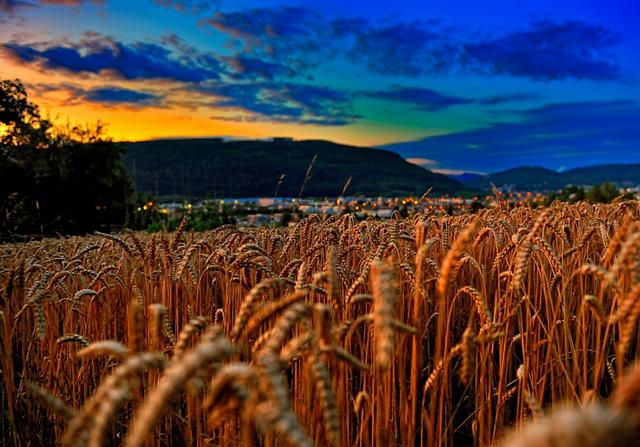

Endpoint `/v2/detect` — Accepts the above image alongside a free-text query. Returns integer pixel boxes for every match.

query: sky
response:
[0,0,638,174]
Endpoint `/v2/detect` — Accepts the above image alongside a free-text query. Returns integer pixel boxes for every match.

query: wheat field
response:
[2,200,640,446]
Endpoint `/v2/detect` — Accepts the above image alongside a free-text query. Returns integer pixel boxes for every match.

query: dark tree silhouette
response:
[0,79,132,237]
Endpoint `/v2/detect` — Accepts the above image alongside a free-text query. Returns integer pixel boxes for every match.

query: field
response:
[2,201,640,446]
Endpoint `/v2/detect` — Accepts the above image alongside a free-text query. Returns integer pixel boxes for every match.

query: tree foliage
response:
[0,79,132,237]
[545,182,631,205]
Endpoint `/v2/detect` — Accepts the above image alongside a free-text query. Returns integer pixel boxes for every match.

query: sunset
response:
[3,2,640,447]
[1,0,638,173]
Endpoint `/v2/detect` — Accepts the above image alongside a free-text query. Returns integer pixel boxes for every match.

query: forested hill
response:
[122,138,464,198]
[464,164,640,191]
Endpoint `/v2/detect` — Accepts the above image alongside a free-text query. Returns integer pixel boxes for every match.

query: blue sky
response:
[0,0,638,173]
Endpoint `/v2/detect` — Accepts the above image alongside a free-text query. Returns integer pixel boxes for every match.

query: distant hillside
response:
[122,139,464,198]
[465,167,564,190]
[448,173,483,183]
[464,164,640,191]
[561,164,640,188]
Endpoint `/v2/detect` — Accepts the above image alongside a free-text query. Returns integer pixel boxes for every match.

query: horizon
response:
[1,0,638,173]
[127,136,640,176]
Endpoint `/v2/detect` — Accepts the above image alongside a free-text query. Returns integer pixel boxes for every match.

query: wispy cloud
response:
[208,6,331,76]
[384,100,640,172]
[40,0,104,5]
[81,86,163,106]
[477,93,539,105]
[152,0,218,15]
[191,81,359,126]
[0,0,32,22]
[1,0,102,14]
[222,55,297,81]
[463,21,622,81]
[365,86,472,111]
[0,0,30,13]
[345,20,455,77]
[208,6,625,82]
[27,82,164,107]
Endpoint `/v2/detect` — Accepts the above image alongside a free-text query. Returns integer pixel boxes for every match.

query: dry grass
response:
[2,201,640,446]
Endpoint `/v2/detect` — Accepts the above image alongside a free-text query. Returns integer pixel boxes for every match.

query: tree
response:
[0,79,132,237]
[586,182,618,204]
[0,79,52,148]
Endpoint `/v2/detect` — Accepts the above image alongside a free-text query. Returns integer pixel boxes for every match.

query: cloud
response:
[2,32,224,82]
[406,157,437,166]
[208,6,624,82]
[207,6,336,80]
[365,86,472,111]
[364,86,537,111]
[1,0,103,24]
[26,82,164,107]
[0,0,32,21]
[477,93,538,105]
[208,6,330,71]
[40,0,104,5]
[152,0,218,15]
[1,0,101,13]
[191,81,359,126]
[432,168,480,176]
[2,3,627,83]
[463,21,622,81]
[0,0,28,13]
[3,27,357,124]
[208,8,453,78]
[383,100,640,172]
[223,55,297,80]
[81,87,163,106]
[346,20,455,77]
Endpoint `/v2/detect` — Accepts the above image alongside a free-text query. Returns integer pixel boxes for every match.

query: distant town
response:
[138,184,639,228]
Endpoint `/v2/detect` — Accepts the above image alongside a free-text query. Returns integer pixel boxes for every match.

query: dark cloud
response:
[350,19,623,80]
[365,86,472,111]
[477,93,539,105]
[208,6,329,60]
[209,6,624,82]
[153,0,218,15]
[1,4,627,83]
[365,87,537,110]
[1,0,101,15]
[0,0,28,12]
[464,21,622,81]
[26,82,164,107]
[384,100,640,172]
[191,81,359,126]
[40,0,104,5]
[209,6,322,47]
[208,8,452,78]
[208,6,336,79]
[82,86,162,105]
[0,0,32,21]
[2,27,356,124]
[2,33,223,82]
[346,21,455,77]
[222,55,297,80]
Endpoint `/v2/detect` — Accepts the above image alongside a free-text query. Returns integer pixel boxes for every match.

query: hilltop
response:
[463,164,640,191]
[122,138,464,198]
[464,167,563,190]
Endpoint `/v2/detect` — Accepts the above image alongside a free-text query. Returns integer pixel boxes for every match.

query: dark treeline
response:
[123,138,464,199]
[0,79,131,238]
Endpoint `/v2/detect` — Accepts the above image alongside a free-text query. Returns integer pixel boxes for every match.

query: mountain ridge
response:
[122,138,464,198]
[462,164,640,190]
